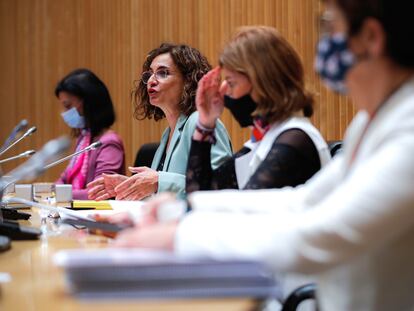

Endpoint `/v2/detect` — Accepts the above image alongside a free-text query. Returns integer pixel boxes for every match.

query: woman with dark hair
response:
[56,68,125,200]
[186,26,330,193]
[113,0,414,308]
[87,44,231,201]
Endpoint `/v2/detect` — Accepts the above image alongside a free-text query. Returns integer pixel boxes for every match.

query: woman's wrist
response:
[193,130,206,141]
[197,117,216,129]
[193,119,217,144]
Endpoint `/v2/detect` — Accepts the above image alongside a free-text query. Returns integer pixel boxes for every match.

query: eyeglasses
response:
[141,69,174,84]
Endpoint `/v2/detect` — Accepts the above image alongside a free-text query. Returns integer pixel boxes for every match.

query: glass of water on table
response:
[32,182,58,234]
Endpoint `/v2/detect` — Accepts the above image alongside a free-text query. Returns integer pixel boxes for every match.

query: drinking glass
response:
[32,182,57,236]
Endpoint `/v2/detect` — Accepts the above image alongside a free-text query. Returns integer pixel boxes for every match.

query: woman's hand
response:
[108,193,180,248]
[195,67,225,129]
[114,167,159,201]
[94,192,177,226]
[114,221,178,250]
[93,212,135,227]
[87,173,128,200]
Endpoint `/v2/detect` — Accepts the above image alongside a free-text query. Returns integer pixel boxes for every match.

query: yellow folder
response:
[72,200,113,210]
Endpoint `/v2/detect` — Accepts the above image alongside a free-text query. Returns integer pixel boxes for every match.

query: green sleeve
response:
[157,171,186,199]
[211,118,233,169]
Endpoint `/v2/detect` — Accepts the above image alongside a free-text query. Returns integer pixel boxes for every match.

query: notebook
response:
[54,248,281,300]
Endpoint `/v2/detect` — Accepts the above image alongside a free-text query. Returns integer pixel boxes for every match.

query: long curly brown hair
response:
[133,43,211,121]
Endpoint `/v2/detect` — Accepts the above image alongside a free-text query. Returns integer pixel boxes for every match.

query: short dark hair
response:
[55,68,116,138]
[133,43,211,121]
[334,0,414,68]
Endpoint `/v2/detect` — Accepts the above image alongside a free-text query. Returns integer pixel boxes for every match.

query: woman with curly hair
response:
[87,43,232,200]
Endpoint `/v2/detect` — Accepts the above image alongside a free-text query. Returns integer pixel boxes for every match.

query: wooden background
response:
[0,0,355,182]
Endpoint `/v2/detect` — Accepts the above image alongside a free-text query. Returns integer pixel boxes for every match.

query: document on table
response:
[54,248,281,300]
[60,200,145,222]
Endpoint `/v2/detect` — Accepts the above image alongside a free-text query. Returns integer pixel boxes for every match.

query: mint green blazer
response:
[151,111,232,198]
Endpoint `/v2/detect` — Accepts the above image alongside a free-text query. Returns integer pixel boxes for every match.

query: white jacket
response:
[176,78,414,311]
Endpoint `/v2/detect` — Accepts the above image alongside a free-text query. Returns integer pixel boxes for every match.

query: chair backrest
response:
[327,140,342,157]
[133,142,159,168]
[281,283,317,311]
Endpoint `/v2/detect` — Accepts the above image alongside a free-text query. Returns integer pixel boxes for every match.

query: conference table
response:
[0,208,260,311]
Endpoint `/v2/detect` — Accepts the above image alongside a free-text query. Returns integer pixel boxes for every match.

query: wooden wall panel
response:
[0,0,355,182]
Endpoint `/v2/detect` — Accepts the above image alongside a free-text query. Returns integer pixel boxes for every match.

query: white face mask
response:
[61,107,85,129]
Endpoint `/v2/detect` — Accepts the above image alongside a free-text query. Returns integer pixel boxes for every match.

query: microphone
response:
[43,141,102,170]
[3,197,128,238]
[0,150,36,165]
[0,126,37,157]
[0,119,28,153]
[0,136,71,192]
[4,197,91,221]
[0,137,70,241]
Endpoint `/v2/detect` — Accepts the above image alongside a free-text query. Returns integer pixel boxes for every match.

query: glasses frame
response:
[141,68,175,85]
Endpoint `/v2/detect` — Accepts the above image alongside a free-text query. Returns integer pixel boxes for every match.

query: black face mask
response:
[224,94,257,127]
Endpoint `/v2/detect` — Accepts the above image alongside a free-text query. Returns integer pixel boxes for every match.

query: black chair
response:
[133,142,159,168]
[281,283,317,311]
[327,140,342,157]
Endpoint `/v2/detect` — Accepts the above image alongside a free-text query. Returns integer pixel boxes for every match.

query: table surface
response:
[0,209,259,311]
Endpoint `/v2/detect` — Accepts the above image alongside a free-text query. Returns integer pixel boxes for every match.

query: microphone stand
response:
[0,136,70,241]
[0,127,37,157]
[0,197,71,240]
[0,150,36,165]
[0,119,28,153]
[44,141,102,170]
[0,140,102,230]
[5,197,91,220]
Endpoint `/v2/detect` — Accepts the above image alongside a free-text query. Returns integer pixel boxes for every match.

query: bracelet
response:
[195,120,217,144]
[196,119,215,132]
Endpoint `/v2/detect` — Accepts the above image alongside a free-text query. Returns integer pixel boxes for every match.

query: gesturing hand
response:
[110,193,181,248]
[114,221,178,250]
[196,67,225,128]
[114,166,159,201]
[87,173,128,201]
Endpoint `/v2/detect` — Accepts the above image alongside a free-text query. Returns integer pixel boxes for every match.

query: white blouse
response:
[176,78,414,311]
[235,117,331,188]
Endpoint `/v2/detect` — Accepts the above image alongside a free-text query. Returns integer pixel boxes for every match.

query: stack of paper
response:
[54,248,280,300]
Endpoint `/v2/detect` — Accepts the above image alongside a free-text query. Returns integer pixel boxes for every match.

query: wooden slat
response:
[0,0,355,182]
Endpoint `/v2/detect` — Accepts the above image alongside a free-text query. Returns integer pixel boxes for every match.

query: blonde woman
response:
[186,26,330,193]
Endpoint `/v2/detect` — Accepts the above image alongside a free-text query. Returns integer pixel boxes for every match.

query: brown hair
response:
[133,43,211,121]
[219,26,314,124]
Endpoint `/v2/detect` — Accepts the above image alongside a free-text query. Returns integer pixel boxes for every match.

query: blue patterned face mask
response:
[315,33,355,94]
[61,107,85,129]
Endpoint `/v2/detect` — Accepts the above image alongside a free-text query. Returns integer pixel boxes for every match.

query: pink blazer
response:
[57,131,125,199]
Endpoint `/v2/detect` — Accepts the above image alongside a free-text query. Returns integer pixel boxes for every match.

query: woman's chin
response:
[149,97,167,110]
